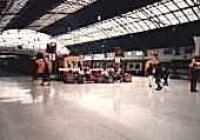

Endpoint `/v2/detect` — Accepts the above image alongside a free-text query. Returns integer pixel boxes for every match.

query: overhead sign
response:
[93,54,105,60]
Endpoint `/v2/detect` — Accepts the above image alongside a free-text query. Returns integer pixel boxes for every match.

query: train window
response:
[143,50,148,56]
[184,47,194,54]
[163,48,173,54]
[129,64,134,68]
[174,48,181,55]
[135,64,140,69]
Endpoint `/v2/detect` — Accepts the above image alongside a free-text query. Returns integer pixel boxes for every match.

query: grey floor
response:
[0,75,200,140]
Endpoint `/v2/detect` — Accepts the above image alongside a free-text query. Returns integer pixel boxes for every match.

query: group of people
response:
[34,53,125,84]
[145,59,169,91]
[145,55,200,92]
[61,63,124,83]
[33,52,200,92]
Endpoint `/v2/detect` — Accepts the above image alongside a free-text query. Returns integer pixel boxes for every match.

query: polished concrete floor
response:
[0,76,200,140]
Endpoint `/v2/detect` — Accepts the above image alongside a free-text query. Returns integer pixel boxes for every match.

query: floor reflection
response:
[0,77,200,140]
[0,79,56,104]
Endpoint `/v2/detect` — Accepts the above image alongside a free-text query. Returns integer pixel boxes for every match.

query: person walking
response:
[145,60,154,87]
[189,58,200,92]
[154,63,163,91]
[162,67,169,86]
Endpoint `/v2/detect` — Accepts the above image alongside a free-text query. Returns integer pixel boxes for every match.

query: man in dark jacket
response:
[189,58,200,92]
[162,67,170,86]
[154,63,163,91]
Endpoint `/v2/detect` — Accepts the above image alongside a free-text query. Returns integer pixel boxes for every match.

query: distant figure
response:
[35,53,51,86]
[145,53,160,88]
[189,58,200,92]
[154,63,163,91]
[162,67,170,86]
[113,65,122,82]
[145,60,154,87]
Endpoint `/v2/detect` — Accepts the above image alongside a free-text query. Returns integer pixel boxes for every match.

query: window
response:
[184,46,194,54]
[163,48,173,54]
[174,48,181,55]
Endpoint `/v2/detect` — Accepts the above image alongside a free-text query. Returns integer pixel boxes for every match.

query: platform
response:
[0,76,200,140]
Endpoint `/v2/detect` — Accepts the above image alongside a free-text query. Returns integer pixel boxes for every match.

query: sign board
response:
[93,54,105,60]
[49,54,56,61]
[84,55,93,61]
[106,53,115,60]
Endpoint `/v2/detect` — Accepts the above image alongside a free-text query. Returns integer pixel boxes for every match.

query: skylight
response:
[56,0,200,46]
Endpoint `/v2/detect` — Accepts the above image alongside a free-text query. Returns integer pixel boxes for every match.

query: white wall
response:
[145,47,193,62]
[194,36,200,56]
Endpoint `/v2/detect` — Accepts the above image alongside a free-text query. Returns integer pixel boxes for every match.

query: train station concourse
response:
[0,0,200,140]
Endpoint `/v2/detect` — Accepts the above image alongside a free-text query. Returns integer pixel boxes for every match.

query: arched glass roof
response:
[56,0,200,46]
[0,0,97,31]
[0,29,69,54]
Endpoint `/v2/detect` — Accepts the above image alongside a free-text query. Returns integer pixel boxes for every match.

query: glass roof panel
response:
[1,0,30,14]
[131,22,144,32]
[125,24,137,32]
[174,0,189,9]
[164,1,179,11]
[56,0,200,46]
[28,0,97,30]
[136,11,148,19]
[185,0,196,6]
[0,0,30,31]
[101,20,115,28]
[146,20,157,29]
[165,13,180,24]
[193,7,200,17]
[28,14,67,29]
[157,4,169,13]
[156,14,171,26]
[174,11,189,23]
[0,15,15,28]
[120,17,129,24]
[143,7,154,17]
[183,8,198,21]
[138,20,150,30]
[149,6,162,15]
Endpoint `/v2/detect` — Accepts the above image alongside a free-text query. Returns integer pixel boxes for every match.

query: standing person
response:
[145,53,159,88]
[154,63,163,91]
[162,67,170,86]
[189,58,200,92]
[34,53,45,81]
[145,60,154,87]
[113,64,122,82]
[34,53,51,86]
[42,56,51,86]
